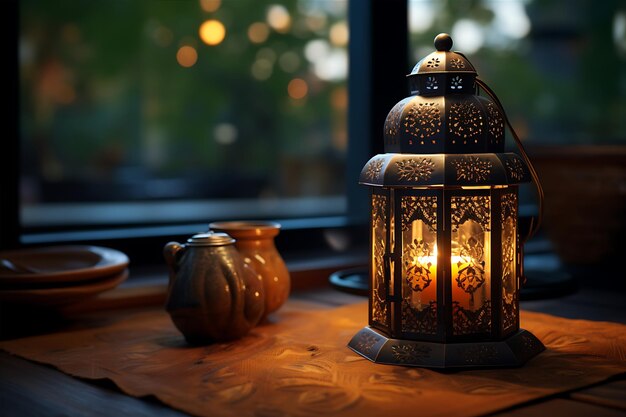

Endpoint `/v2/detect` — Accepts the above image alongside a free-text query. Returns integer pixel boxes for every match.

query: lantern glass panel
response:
[451,195,492,336]
[371,193,389,328]
[501,192,518,333]
[388,192,396,298]
[400,195,438,336]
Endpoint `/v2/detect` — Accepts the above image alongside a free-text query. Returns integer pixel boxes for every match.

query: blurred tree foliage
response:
[409,0,625,145]
[20,0,348,201]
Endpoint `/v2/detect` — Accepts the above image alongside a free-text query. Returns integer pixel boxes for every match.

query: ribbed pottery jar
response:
[209,221,290,318]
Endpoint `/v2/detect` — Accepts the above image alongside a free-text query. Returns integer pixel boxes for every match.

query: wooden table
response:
[1,286,625,417]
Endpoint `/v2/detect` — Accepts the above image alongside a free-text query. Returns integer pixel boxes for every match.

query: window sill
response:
[59,249,368,316]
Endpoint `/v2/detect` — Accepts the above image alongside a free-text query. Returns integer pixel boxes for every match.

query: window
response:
[19,0,351,235]
[408,0,625,146]
[21,1,618,253]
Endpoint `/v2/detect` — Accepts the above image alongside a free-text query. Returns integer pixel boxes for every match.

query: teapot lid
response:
[186,232,235,247]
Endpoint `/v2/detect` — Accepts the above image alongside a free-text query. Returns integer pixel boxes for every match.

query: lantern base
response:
[348,326,544,369]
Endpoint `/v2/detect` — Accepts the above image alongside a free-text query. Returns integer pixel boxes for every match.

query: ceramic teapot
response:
[163,232,265,344]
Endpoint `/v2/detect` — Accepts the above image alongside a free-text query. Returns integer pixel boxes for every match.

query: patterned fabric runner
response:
[1,302,625,417]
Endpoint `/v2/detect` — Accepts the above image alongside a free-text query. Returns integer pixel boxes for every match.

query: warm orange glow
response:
[329,21,349,46]
[267,5,291,33]
[287,78,308,99]
[199,0,221,12]
[330,87,348,110]
[176,46,198,67]
[248,22,270,43]
[199,20,226,46]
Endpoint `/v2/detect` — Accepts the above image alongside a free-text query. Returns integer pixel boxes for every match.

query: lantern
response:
[348,33,545,368]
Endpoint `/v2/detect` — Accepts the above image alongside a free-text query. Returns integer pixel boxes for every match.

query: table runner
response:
[2,302,626,417]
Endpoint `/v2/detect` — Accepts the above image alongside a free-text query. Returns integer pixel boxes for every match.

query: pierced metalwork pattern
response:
[364,158,384,182]
[426,57,440,68]
[384,100,405,140]
[401,299,437,334]
[452,157,492,182]
[451,196,491,232]
[425,76,439,91]
[371,194,388,327]
[449,102,483,143]
[486,102,504,141]
[391,344,432,363]
[449,58,465,69]
[505,158,525,182]
[452,300,492,335]
[395,158,435,182]
[353,332,380,355]
[501,193,517,223]
[501,193,518,331]
[371,194,387,229]
[404,102,442,143]
[404,239,434,292]
[462,344,498,364]
[372,236,387,326]
[450,76,463,90]
[455,236,487,307]
[502,291,518,332]
[401,196,437,232]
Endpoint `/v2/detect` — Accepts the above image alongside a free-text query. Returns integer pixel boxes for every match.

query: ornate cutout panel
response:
[451,195,492,335]
[501,192,518,332]
[371,194,388,328]
[401,195,438,335]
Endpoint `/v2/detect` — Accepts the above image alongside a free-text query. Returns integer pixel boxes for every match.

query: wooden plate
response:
[0,269,128,306]
[0,246,129,285]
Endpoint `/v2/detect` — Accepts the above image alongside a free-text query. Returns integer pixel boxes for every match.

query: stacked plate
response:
[0,245,129,307]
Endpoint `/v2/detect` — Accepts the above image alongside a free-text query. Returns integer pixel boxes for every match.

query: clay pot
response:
[210,221,290,318]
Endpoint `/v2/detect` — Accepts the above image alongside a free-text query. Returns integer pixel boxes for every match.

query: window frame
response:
[5,0,410,266]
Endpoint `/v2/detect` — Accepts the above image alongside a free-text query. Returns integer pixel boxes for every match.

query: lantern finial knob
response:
[434,33,453,52]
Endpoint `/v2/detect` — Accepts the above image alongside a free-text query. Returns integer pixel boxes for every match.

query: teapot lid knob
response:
[187,232,235,246]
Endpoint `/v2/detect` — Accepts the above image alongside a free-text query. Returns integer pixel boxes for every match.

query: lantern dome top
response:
[383,32,505,155]
[409,33,476,76]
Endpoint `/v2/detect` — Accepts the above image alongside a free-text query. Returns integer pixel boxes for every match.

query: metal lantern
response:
[348,33,545,368]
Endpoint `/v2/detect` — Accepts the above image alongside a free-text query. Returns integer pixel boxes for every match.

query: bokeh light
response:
[199,19,226,46]
[304,39,347,81]
[176,45,198,67]
[278,51,300,72]
[304,12,327,33]
[330,87,348,110]
[248,22,270,43]
[491,2,530,40]
[287,78,308,99]
[251,59,273,80]
[267,5,291,33]
[199,0,221,13]
[451,19,484,54]
[329,21,348,47]
[214,123,238,145]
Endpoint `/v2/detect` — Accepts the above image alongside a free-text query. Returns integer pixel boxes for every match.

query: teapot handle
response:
[163,242,185,286]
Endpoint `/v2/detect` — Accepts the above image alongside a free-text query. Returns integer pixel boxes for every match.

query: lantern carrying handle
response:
[475,78,544,243]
